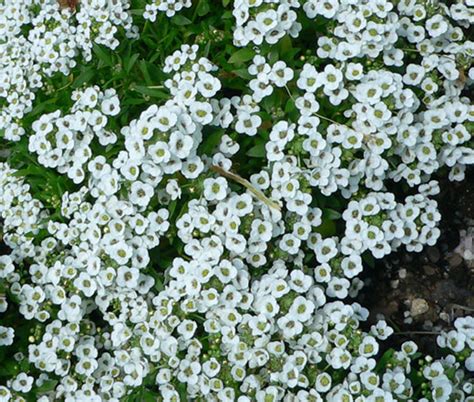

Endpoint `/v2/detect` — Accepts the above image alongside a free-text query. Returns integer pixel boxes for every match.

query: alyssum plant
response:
[0,0,473,401]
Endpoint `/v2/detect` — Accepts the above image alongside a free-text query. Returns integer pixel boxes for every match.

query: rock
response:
[426,247,440,263]
[410,298,430,317]
[447,253,463,268]
[423,265,436,276]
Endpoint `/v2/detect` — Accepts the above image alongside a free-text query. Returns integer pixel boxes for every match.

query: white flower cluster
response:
[211,46,473,198]
[28,86,120,183]
[438,316,474,372]
[174,0,473,195]
[144,0,192,20]
[0,0,136,141]
[304,0,474,184]
[0,162,49,363]
[342,191,441,258]
[0,0,473,400]
[307,0,398,61]
[232,0,302,47]
[0,163,47,259]
[0,154,470,400]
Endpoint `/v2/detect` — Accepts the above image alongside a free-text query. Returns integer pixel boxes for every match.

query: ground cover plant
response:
[0,0,473,401]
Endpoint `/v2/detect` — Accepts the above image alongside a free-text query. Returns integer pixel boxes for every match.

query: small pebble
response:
[422,320,435,330]
[411,298,430,317]
[426,247,440,263]
[398,268,407,279]
[439,312,450,323]
[423,265,436,276]
[447,253,463,267]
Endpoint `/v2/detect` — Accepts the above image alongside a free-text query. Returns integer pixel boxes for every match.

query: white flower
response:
[235,112,261,136]
[289,296,315,322]
[0,326,14,346]
[190,101,213,125]
[11,373,33,393]
[203,177,228,201]
[130,181,154,207]
[270,61,294,87]
[426,15,448,37]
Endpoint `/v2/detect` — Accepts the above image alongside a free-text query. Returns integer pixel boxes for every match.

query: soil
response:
[360,169,474,355]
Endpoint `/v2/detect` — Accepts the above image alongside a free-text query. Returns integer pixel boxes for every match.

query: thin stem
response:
[284,84,350,127]
[55,74,74,92]
[448,303,474,312]
[284,84,296,102]
[394,331,442,336]
[211,165,281,212]
[400,48,456,61]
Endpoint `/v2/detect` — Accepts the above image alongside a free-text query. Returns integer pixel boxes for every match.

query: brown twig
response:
[211,165,281,212]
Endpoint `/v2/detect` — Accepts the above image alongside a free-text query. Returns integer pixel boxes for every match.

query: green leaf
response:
[246,142,266,158]
[92,44,114,67]
[132,85,168,99]
[168,199,178,218]
[199,128,223,156]
[278,35,293,57]
[177,382,188,401]
[142,390,159,402]
[314,219,336,237]
[323,208,341,220]
[0,360,20,377]
[35,380,58,395]
[268,49,279,64]
[122,98,146,106]
[228,48,256,65]
[72,68,96,89]
[138,61,153,85]
[147,268,164,292]
[285,98,296,113]
[232,69,253,80]
[197,0,210,16]
[375,349,395,373]
[29,97,60,117]
[363,252,375,269]
[126,53,140,74]
[171,15,192,26]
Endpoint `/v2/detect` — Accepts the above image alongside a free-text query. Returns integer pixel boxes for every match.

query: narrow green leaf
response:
[375,349,394,373]
[363,252,375,269]
[138,61,152,85]
[126,53,140,74]
[92,44,113,67]
[323,208,341,220]
[35,380,58,395]
[314,219,337,237]
[171,15,192,26]
[132,85,168,99]
[72,68,96,89]
[197,0,210,16]
[246,142,266,158]
[233,69,253,80]
[199,128,223,156]
[228,48,256,65]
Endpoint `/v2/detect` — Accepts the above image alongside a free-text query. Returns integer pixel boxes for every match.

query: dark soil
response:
[360,169,474,355]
